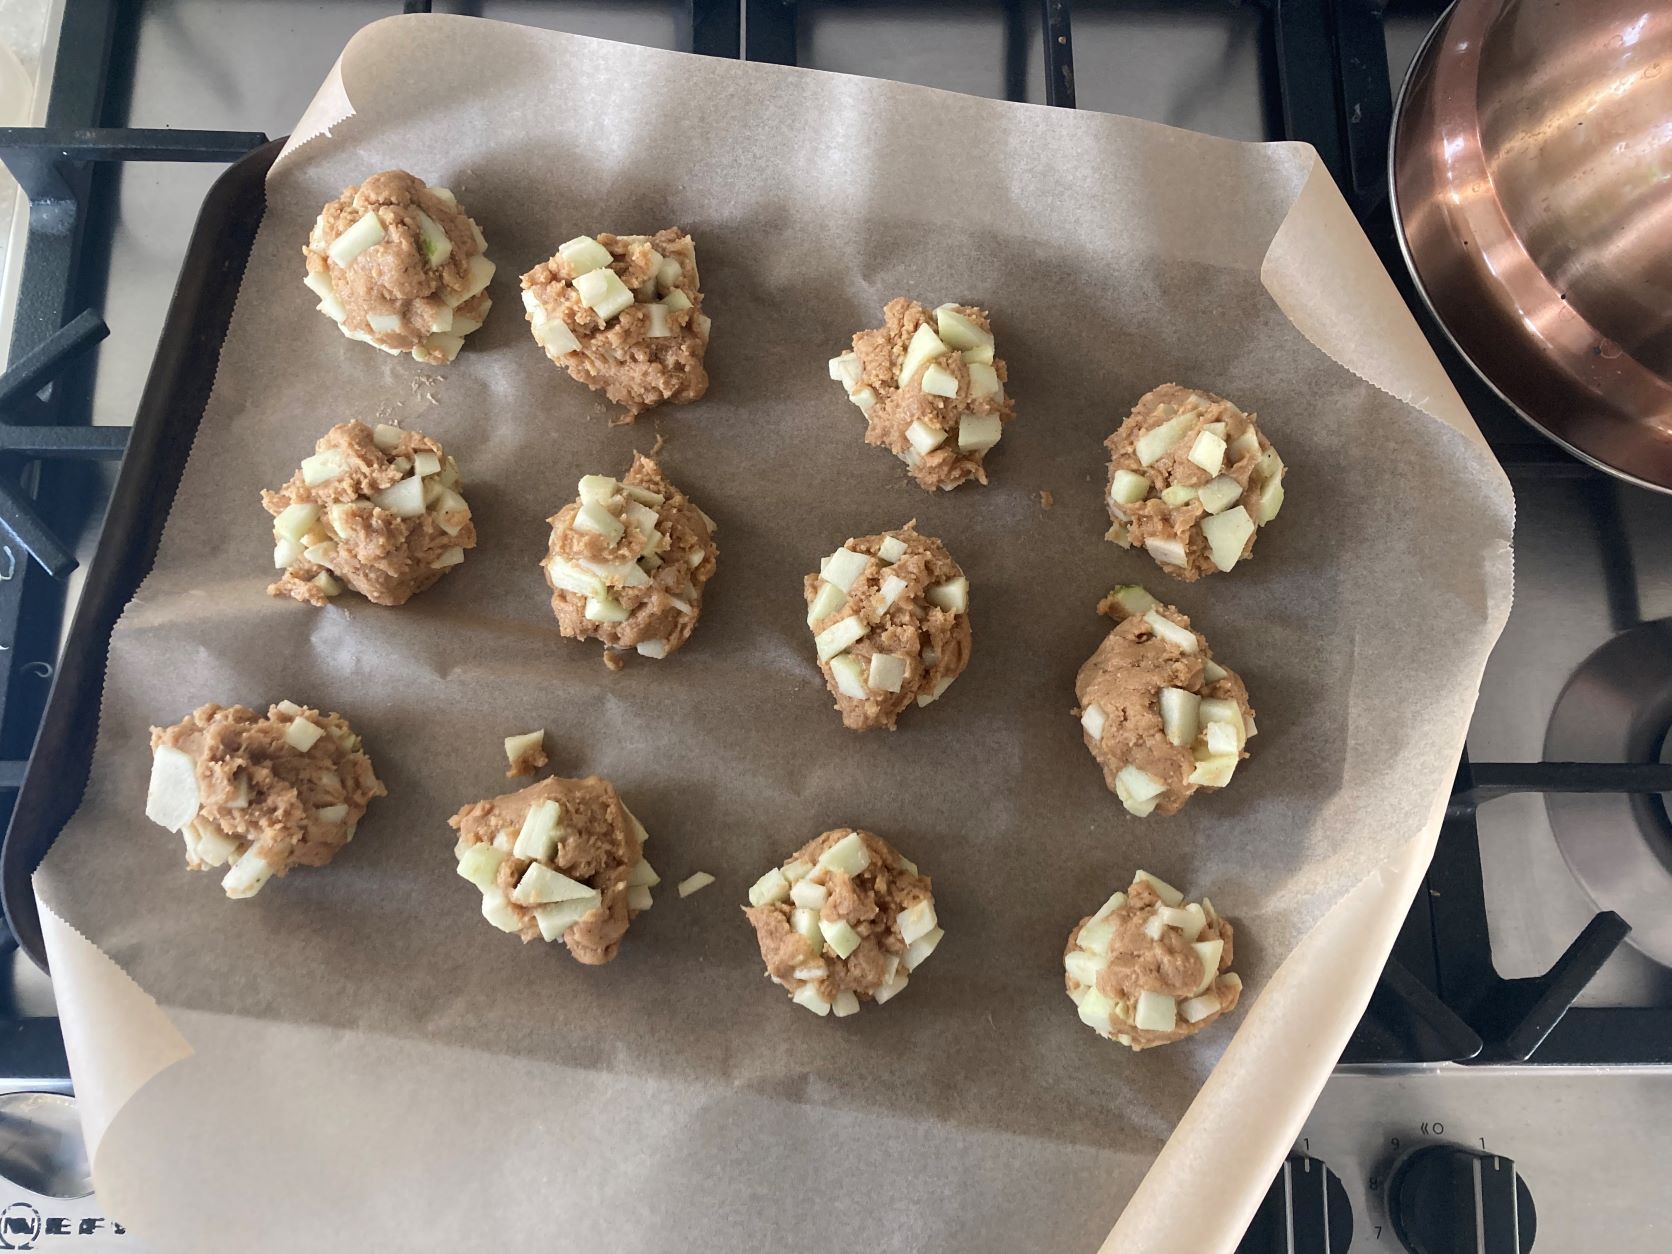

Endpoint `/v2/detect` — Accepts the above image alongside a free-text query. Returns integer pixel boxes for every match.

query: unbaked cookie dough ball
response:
[829,297,1014,491]
[144,701,386,899]
[803,524,971,730]
[303,170,493,363]
[1074,585,1256,816]
[263,420,476,608]
[521,230,710,419]
[744,828,941,1017]
[1105,385,1286,580]
[542,454,719,665]
[1064,870,1243,1050]
[449,774,656,965]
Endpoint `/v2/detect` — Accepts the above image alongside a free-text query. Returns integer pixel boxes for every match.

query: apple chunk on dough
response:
[146,746,200,830]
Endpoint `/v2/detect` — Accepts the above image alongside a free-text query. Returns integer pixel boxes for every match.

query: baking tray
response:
[1,139,285,968]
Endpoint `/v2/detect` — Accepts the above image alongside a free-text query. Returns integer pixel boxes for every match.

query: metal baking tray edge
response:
[1,139,284,969]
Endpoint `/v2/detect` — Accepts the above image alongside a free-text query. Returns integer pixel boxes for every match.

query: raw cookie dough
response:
[144,701,386,899]
[521,230,710,419]
[1064,870,1243,1050]
[263,420,476,607]
[803,523,971,730]
[542,454,718,663]
[829,297,1014,491]
[449,774,656,965]
[1105,384,1286,579]
[743,828,940,1016]
[1073,585,1256,816]
[303,169,493,363]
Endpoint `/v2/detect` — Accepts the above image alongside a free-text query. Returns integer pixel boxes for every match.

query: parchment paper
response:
[32,17,1513,1253]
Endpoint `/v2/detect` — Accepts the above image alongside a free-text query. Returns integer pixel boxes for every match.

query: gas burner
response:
[1545,620,1672,967]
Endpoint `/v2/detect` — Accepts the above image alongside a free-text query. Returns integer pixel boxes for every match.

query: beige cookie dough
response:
[830,297,1014,491]
[521,230,710,419]
[803,524,971,731]
[144,701,386,899]
[1074,585,1256,816]
[1105,384,1286,579]
[303,170,493,363]
[542,454,718,664]
[449,774,656,965]
[743,828,940,1017]
[263,420,476,608]
[1064,870,1243,1050]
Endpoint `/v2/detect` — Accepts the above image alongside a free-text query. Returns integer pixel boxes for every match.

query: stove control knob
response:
[1236,1154,1352,1252]
[1390,1145,1536,1253]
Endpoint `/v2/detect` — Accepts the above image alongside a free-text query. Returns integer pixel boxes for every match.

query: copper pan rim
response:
[1389,0,1672,494]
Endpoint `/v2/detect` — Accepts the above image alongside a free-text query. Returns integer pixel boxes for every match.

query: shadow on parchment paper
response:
[69,169,1463,1168]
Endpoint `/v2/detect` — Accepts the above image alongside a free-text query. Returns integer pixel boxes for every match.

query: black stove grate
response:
[0,0,1667,1088]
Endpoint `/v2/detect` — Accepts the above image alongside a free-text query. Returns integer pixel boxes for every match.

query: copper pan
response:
[1391,0,1672,489]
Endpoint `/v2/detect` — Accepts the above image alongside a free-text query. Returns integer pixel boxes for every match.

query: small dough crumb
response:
[263,421,476,607]
[521,229,709,419]
[302,169,493,363]
[677,872,715,898]
[145,702,386,898]
[449,775,653,964]
[504,730,548,779]
[542,454,719,663]
[831,297,1015,491]
[743,828,938,1016]
[1105,384,1286,579]
[1065,870,1242,1050]
[1039,489,1054,510]
[803,523,971,731]
[1073,587,1256,816]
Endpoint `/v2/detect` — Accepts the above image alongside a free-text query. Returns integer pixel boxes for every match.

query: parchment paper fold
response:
[34,17,1512,1252]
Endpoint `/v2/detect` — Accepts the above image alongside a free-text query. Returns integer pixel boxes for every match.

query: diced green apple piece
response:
[903,925,943,971]
[791,906,824,955]
[1255,447,1284,482]
[1134,990,1178,1033]
[915,674,956,707]
[145,746,200,830]
[534,313,581,355]
[503,730,543,771]
[1253,475,1284,524]
[814,615,866,662]
[558,235,613,275]
[370,477,427,518]
[1115,764,1167,808]
[806,580,846,627]
[820,917,861,959]
[817,830,870,876]
[300,449,346,486]
[456,842,507,892]
[677,872,714,898]
[284,717,323,752]
[1197,475,1244,515]
[1064,949,1106,987]
[644,303,673,338]
[443,255,495,310]
[1227,427,1261,462]
[1198,697,1246,742]
[574,267,634,320]
[577,475,619,506]
[1189,754,1238,788]
[792,984,832,1016]
[1143,913,1168,941]
[1080,703,1107,742]
[580,556,651,588]
[898,899,938,945]
[868,653,906,693]
[656,257,684,292]
[1092,891,1128,922]
[311,572,342,597]
[1160,485,1198,507]
[373,423,403,452]
[906,419,947,456]
[849,386,877,416]
[1187,430,1227,476]
[1108,585,1159,617]
[877,535,907,564]
[411,451,441,478]
[1077,988,1117,1032]
[416,210,453,266]
[546,556,607,599]
[427,186,457,208]
[1110,469,1151,507]
[933,305,992,352]
[1201,506,1256,572]
[1180,990,1222,1023]
[534,893,601,941]
[662,288,692,313]
[829,351,863,392]
[1159,687,1201,747]
[1144,536,1189,568]
[191,819,239,867]
[627,885,653,912]
[1204,723,1241,757]
[303,269,334,303]
[920,363,960,398]
[833,990,860,1018]
[898,324,952,387]
[1157,904,1206,942]
[927,577,968,613]
[584,595,629,623]
[627,859,660,889]
[513,799,562,862]
[1135,413,1194,466]
[790,878,828,910]
[513,862,595,906]
[274,502,320,542]
[875,574,908,611]
[1076,914,1118,955]
[748,867,791,907]
[829,653,868,699]
[958,413,1002,453]
[1133,870,1184,906]
[966,362,1002,399]
[573,501,626,545]
[821,546,870,593]
[221,846,274,899]
[327,211,385,266]
[1192,939,1225,995]
[874,969,910,1005]
[1144,609,1199,653]
[1202,658,1228,682]
[273,538,301,569]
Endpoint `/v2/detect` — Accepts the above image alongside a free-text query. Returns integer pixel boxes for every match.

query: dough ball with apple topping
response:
[829,297,1014,491]
[1074,585,1256,817]
[743,828,940,1017]
[1065,870,1242,1050]
[302,170,493,363]
[803,523,971,731]
[521,229,710,419]
[144,701,386,899]
[263,420,476,608]
[542,454,718,664]
[449,774,656,965]
[1105,384,1286,580]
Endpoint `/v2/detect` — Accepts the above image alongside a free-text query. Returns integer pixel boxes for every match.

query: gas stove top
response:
[0,2,1666,1250]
